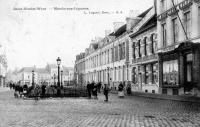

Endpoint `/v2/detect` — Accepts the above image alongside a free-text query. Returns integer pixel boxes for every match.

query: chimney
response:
[113,22,124,32]
[126,10,142,32]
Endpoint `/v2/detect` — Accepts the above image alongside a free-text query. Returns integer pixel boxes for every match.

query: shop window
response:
[138,66,142,84]
[186,53,192,82]
[152,63,158,84]
[145,65,150,84]
[163,60,178,86]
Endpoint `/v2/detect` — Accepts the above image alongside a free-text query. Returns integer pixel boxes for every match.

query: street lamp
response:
[61,70,63,86]
[32,70,35,87]
[107,67,110,84]
[53,73,56,85]
[56,57,61,96]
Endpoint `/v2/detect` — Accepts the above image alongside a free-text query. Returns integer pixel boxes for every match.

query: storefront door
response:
[184,53,193,92]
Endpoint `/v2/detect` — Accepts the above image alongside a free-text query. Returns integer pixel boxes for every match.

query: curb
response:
[110,90,200,103]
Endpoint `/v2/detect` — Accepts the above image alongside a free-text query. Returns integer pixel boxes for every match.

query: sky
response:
[0,0,153,71]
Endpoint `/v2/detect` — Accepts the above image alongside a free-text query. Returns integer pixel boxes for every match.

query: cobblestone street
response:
[0,90,200,127]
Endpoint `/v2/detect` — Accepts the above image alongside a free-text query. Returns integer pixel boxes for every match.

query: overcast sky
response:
[0,0,153,70]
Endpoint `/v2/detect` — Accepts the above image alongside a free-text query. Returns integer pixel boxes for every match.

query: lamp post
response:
[56,57,61,96]
[107,67,110,85]
[61,70,63,86]
[32,70,35,87]
[53,73,56,85]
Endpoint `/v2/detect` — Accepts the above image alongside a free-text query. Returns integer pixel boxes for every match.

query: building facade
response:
[157,0,200,95]
[74,53,85,86]
[74,6,159,93]
[74,0,200,96]
[129,7,159,93]
[82,25,131,90]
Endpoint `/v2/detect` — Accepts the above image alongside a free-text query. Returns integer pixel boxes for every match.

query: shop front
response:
[158,42,200,96]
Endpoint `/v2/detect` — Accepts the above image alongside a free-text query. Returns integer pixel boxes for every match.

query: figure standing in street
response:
[118,82,124,98]
[41,84,46,98]
[93,82,98,99]
[97,82,102,93]
[104,84,109,102]
[87,81,91,98]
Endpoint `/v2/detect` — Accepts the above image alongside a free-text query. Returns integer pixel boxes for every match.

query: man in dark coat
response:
[104,84,109,102]
[97,82,102,93]
[86,81,91,98]
[93,82,98,99]
[41,84,46,97]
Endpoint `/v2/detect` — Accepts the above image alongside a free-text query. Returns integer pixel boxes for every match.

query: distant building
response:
[15,64,74,86]
[0,54,7,87]
[74,53,85,86]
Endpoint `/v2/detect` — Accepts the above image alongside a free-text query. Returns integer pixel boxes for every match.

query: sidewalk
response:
[110,90,200,103]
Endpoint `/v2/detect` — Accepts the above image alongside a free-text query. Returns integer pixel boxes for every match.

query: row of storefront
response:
[74,0,200,96]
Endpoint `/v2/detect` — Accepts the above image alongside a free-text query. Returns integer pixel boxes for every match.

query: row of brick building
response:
[74,0,200,96]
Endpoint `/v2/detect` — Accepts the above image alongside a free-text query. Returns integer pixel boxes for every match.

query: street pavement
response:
[0,90,200,127]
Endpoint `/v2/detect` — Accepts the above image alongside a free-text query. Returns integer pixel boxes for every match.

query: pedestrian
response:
[126,81,131,95]
[23,84,28,97]
[104,84,109,102]
[34,84,41,100]
[93,82,98,99]
[118,82,124,98]
[91,81,95,97]
[97,82,102,93]
[86,81,91,98]
[41,84,46,97]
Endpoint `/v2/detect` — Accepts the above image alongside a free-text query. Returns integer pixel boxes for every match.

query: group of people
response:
[86,81,110,102]
[10,81,63,99]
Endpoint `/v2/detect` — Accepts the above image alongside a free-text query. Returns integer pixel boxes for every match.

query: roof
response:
[18,67,35,73]
[129,14,157,38]
[113,24,126,37]
[137,7,153,18]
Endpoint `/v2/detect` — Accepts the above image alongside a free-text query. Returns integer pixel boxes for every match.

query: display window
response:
[163,60,178,86]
